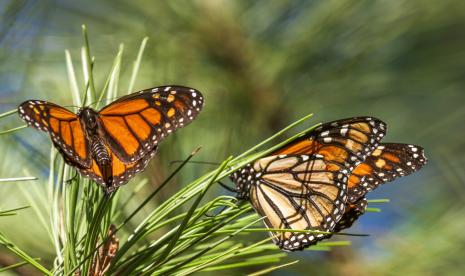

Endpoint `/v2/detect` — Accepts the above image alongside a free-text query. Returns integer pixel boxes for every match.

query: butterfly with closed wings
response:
[18,85,204,194]
[229,117,427,251]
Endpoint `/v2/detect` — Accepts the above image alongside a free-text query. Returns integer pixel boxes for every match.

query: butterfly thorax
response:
[229,164,259,199]
[79,108,113,186]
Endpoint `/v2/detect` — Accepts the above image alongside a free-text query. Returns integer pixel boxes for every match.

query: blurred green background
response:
[0,0,464,275]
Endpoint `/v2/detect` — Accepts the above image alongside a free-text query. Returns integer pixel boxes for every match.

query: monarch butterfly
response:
[229,117,427,251]
[18,85,204,194]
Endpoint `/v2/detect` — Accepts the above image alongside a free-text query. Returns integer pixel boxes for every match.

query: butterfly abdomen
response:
[91,139,113,186]
[92,140,110,165]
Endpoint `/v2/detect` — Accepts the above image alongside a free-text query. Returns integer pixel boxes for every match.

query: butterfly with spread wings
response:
[229,117,427,251]
[18,85,204,194]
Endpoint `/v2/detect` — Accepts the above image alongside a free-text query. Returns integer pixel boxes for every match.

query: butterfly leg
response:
[66,170,80,184]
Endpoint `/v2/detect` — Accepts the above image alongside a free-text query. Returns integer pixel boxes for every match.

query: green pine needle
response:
[128,37,149,93]
[0,205,30,216]
[0,177,37,182]
[0,125,27,135]
[0,109,18,119]
[0,233,52,275]
[248,260,300,276]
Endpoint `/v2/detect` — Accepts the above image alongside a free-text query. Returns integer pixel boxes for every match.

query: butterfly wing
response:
[333,197,367,232]
[320,143,427,239]
[247,154,350,251]
[347,143,427,202]
[273,117,387,165]
[74,145,158,194]
[98,85,203,163]
[18,100,91,168]
[232,117,387,251]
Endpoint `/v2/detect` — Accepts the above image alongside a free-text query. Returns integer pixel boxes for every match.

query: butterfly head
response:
[78,108,98,127]
[78,107,101,137]
[229,164,258,200]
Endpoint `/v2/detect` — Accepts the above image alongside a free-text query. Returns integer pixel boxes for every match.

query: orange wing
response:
[18,100,91,167]
[273,117,387,166]
[347,143,427,203]
[98,85,203,163]
[76,146,158,194]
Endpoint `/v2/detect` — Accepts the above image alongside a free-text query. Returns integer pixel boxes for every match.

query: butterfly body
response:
[78,108,113,187]
[18,85,204,193]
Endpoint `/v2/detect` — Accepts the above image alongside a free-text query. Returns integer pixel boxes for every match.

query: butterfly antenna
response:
[205,205,229,218]
[218,180,238,193]
[86,94,124,109]
[169,160,221,167]
[86,98,108,109]
[204,181,239,218]
[204,197,241,218]
[63,105,81,110]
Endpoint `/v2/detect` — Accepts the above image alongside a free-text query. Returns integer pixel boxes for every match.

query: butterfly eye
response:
[88,117,97,127]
